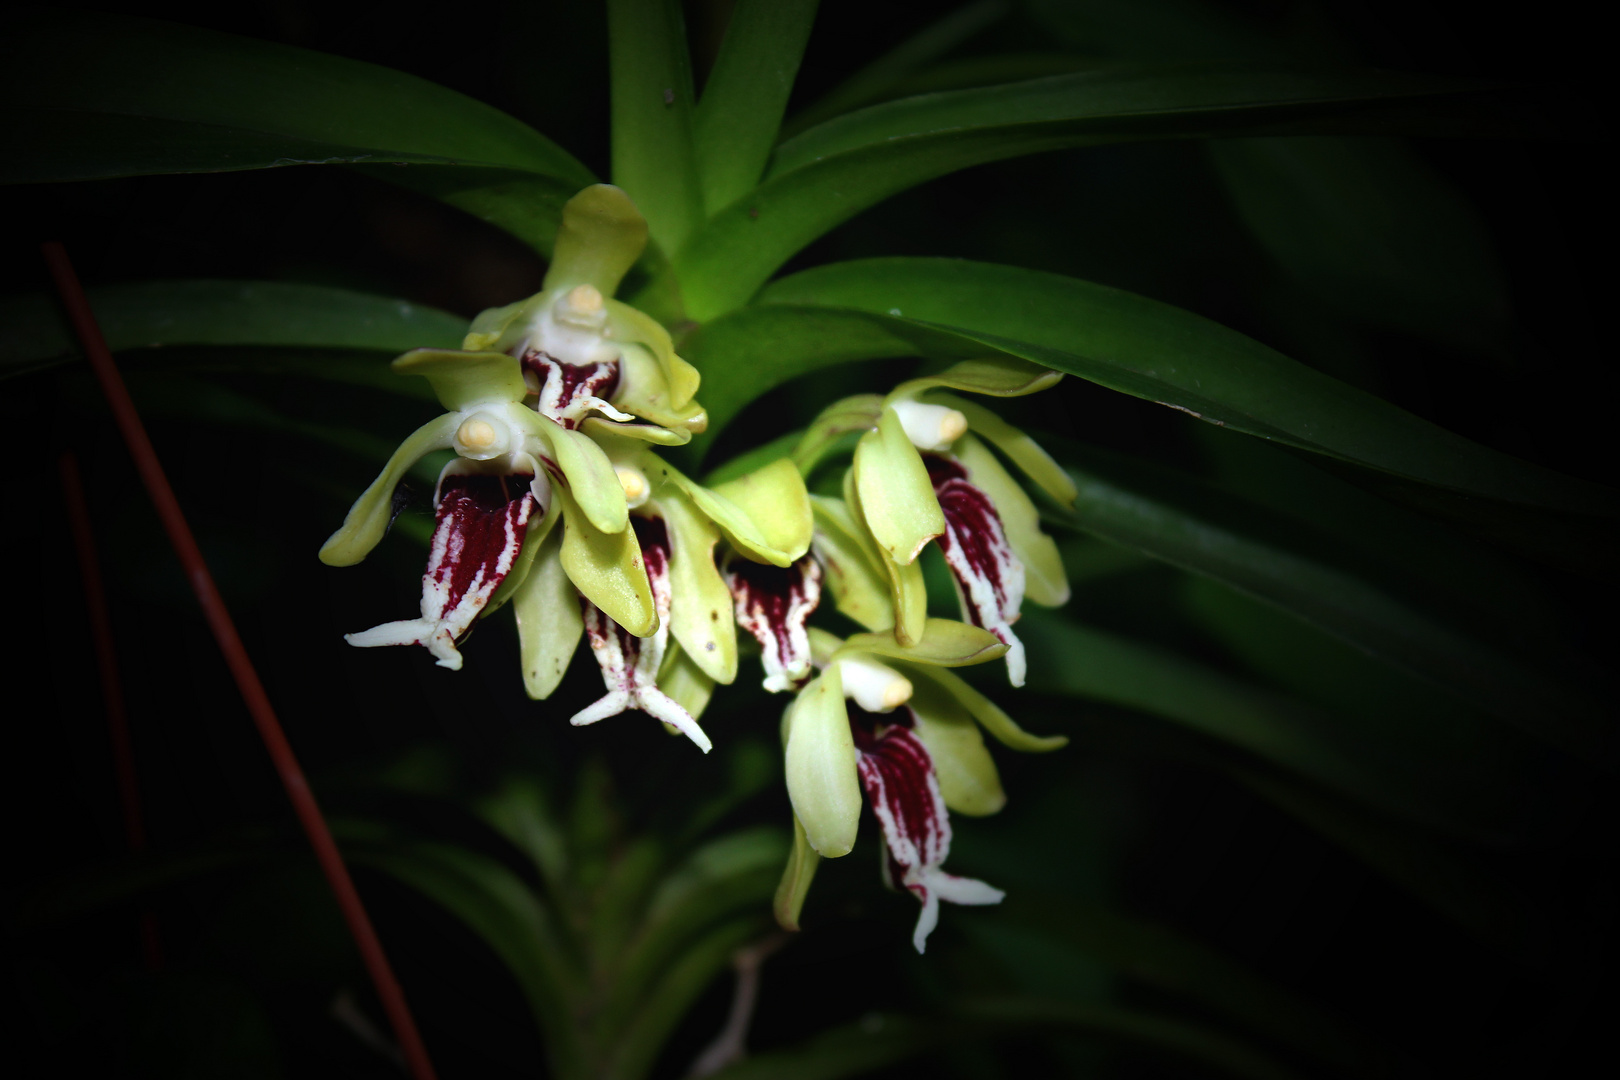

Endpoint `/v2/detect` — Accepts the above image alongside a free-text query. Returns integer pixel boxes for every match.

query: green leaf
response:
[675,66,1547,316]
[1044,442,1609,763]
[679,305,991,456]
[345,838,587,1078]
[755,259,1620,524]
[779,0,1012,139]
[1020,611,1556,840]
[1209,136,1511,355]
[1,280,465,379]
[693,0,820,214]
[0,12,593,189]
[709,997,1304,1080]
[960,896,1385,1078]
[1235,769,1543,957]
[608,0,702,260]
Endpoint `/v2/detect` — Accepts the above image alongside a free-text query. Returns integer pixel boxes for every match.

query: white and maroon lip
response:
[523,351,635,429]
[345,469,538,670]
[925,454,1028,686]
[573,516,713,752]
[853,709,1004,953]
[725,554,822,693]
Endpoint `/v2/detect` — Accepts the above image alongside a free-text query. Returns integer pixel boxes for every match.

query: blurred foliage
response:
[3,1,1615,1078]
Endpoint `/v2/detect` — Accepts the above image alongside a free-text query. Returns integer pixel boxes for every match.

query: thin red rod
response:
[59,449,164,971]
[43,243,439,1080]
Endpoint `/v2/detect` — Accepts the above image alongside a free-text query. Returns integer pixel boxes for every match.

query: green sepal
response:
[954,433,1070,608]
[839,619,1005,668]
[889,357,1062,402]
[485,491,560,615]
[773,813,822,932]
[810,496,892,632]
[794,394,884,476]
[542,184,649,299]
[903,663,1068,752]
[606,300,700,409]
[557,487,657,637]
[514,528,584,700]
[659,487,738,684]
[854,405,944,565]
[784,666,860,858]
[845,467,927,645]
[391,348,528,410]
[710,458,814,563]
[319,412,459,566]
[909,676,1006,817]
[657,643,717,721]
[925,392,1077,508]
[544,419,631,535]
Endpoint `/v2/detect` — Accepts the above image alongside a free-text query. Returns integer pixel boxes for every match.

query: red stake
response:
[44,243,439,1080]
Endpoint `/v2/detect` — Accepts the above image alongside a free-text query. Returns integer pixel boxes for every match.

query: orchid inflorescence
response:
[321,186,1075,952]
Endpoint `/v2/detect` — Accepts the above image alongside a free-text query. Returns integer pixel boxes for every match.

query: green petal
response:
[485,492,560,615]
[810,495,892,632]
[710,458,813,562]
[784,666,860,858]
[391,348,528,410]
[544,419,631,535]
[665,459,808,567]
[844,467,926,645]
[542,184,649,299]
[954,434,1070,608]
[606,300,700,409]
[660,488,738,684]
[925,392,1077,508]
[581,416,691,446]
[903,663,1068,753]
[557,487,656,637]
[773,814,822,932]
[657,643,717,720]
[514,528,583,699]
[318,412,459,566]
[840,618,1005,668]
[853,406,944,565]
[613,342,708,433]
[793,394,884,476]
[890,357,1062,401]
[807,627,843,668]
[909,677,1006,817]
[460,296,534,353]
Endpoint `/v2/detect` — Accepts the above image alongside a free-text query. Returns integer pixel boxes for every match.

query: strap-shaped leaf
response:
[756,259,1620,524]
[673,65,1547,316]
[1,12,594,189]
[1046,441,1610,762]
[345,839,587,1078]
[1,280,465,379]
[607,0,702,258]
[1021,611,1559,840]
[692,0,820,214]
[681,305,988,455]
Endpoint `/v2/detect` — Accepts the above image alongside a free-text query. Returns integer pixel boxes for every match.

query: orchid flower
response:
[773,623,1065,952]
[823,358,1077,685]
[548,441,813,750]
[319,186,720,742]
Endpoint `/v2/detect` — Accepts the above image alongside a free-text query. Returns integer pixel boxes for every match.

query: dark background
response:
[3,1,1613,1077]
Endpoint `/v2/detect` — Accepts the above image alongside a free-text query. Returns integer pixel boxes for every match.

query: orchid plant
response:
[5,2,1613,1079]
